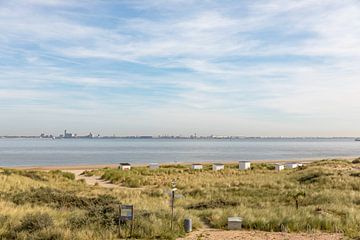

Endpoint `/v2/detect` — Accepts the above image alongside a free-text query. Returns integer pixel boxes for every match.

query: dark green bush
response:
[11,187,119,210]
[251,163,275,170]
[352,158,360,164]
[86,204,118,227]
[0,214,8,228]
[68,213,89,229]
[17,212,53,233]
[350,172,360,177]
[20,171,47,181]
[1,169,46,181]
[49,170,75,180]
[28,229,64,240]
[297,171,333,184]
[187,199,239,210]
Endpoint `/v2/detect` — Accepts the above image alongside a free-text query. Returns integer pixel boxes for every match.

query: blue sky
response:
[1,0,360,136]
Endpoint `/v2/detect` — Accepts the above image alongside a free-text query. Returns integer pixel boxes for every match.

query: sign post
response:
[119,204,134,238]
[170,179,177,231]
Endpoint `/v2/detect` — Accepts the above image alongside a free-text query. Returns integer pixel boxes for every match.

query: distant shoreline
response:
[3,156,357,170]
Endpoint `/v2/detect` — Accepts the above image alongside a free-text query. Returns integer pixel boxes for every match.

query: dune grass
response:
[1,159,360,239]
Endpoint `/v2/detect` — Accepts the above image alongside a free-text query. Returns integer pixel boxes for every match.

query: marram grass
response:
[0,159,360,239]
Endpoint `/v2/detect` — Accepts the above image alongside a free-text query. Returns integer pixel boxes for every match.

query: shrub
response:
[297,170,333,184]
[68,213,89,229]
[350,172,360,177]
[251,163,275,170]
[20,171,47,181]
[28,228,64,240]
[187,199,239,210]
[2,169,13,176]
[50,170,75,180]
[1,169,46,181]
[352,158,360,164]
[17,212,53,233]
[86,204,118,227]
[0,214,8,228]
[11,187,119,210]
[82,170,95,177]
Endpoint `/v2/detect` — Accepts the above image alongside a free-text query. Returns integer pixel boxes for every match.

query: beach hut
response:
[192,163,203,170]
[275,164,285,171]
[119,163,131,171]
[149,163,159,170]
[212,163,224,171]
[239,161,251,170]
[285,163,298,169]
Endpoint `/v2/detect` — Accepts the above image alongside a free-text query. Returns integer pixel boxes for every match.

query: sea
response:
[0,138,359,167]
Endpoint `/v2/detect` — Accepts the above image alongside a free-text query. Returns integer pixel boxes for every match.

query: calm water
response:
[0,138,359,167]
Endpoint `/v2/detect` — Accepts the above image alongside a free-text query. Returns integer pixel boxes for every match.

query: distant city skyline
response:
[1,1,360,137]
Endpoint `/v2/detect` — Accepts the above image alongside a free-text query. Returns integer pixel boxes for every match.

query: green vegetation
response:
[1,159,360,239]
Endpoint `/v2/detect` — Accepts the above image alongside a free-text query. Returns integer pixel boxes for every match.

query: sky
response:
[1,0,360,137]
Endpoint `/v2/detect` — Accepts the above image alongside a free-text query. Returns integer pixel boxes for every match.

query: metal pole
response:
[171,189,174,230]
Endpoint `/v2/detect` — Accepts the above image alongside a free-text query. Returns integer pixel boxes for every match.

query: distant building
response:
[149,163,159,169]
[212,163,224,171]
[119,163,131,170]
[192,164,203,170]
[64,129,75,138]
[275,164,285,171]
[285,163,298,169]
[239,161,251,170]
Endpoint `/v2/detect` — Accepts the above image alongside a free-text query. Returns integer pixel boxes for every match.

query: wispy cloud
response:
[1,0,360,135]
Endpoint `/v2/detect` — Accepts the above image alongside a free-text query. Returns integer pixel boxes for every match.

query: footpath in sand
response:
[66,169,145,190]
[178,229,344,240]
[66,170,118,188]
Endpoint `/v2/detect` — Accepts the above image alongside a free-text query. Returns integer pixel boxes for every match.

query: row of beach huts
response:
[119,161,304,171]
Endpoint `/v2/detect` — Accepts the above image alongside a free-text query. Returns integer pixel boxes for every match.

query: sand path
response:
[178,229,344,240]
[65,170,119,188]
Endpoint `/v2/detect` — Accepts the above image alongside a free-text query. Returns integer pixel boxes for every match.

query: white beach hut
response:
[119,163,131,171]
[192,163,203,170]
[239,161,251,170]
[212,163,225,171]
[285,163,298,169]
[149,163,159,170]
[275,164,285,171]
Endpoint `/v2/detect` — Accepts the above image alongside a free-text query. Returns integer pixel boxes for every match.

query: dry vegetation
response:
[1,158,360,239]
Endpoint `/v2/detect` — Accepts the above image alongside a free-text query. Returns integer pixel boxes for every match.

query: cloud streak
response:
[0,0,360,136]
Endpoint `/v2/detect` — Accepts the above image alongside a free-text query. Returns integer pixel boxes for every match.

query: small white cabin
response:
[192,164,203,170]
[212,163,224,171]
[239,161,251,170]
[119,163,131,171]
[275,164,285,171]
[149,163,159,169]
[285,163,298,169]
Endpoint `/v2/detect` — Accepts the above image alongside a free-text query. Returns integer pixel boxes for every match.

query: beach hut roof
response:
[120,162,131,166]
